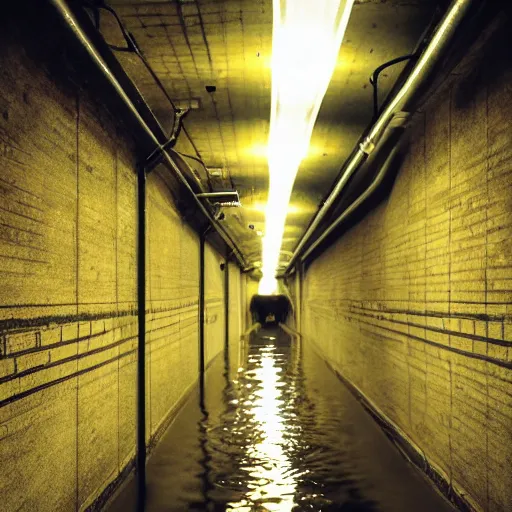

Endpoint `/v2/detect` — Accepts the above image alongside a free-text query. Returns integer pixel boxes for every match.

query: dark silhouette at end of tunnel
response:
[250,294,291,326]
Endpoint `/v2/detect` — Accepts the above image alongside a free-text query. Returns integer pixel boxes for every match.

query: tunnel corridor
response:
[1,1,512,512]
[250,295,291,326]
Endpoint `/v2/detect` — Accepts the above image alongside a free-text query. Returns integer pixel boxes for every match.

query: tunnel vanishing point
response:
[1,1,511,511]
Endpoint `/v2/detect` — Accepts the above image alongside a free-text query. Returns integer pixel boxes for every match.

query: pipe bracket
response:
[360,137,375,155]
[145,108,190,171]
[389,111,411,129]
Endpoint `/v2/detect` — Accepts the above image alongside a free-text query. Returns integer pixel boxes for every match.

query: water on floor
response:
[110,327,454,512]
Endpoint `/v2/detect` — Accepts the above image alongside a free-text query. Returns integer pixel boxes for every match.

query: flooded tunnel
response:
[1,1,512,512]
[110,327,454,512]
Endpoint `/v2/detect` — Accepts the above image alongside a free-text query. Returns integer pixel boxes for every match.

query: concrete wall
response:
[228,262,242,373]
[0,23,235,512]
[283,272,300,331]
[245,277,259,327]
[204,243,226,366]
[302,23,512,512]
[0,34,139,511]
[240,272,248,334]
[228,262,242,345]
[146,171,201,440]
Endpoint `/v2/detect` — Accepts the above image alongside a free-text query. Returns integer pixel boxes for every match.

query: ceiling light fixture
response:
[258,0,355,295]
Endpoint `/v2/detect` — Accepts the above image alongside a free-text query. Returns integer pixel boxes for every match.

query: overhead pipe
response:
[284,0,473,273]
[224,252,230,370]
[196,192,238,198]
[301,145,400,262]
[49,0,247,269]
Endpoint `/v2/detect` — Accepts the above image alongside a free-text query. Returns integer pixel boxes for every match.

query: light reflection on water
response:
[198,328,379,511]
[227,345,297,511]
[110,326,456,512]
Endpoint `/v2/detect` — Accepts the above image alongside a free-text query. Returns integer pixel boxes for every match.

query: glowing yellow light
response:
[227,347,298,511]
[258,0,355,295]
[247,202,302,215]
[248,142,325,160]
[259,275,278,295]
[247,143,270,159]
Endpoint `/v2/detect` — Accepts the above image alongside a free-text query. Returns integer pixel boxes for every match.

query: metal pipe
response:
[196,192,239,198]
[224,256,230,369]
[49,0,246,269]
[301,146,399,262]
[285,0,472,273]
[285,151,365,271]
[199,231,206,401]
[295,264,302,332]
[136,166,146,511]
[367,0,471,146]
[370,54,416,121]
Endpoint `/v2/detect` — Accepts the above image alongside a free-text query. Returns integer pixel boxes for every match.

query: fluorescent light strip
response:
[258,0,355,295]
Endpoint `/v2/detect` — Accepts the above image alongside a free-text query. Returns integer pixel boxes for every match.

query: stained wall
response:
[302,22,512,511]
[0,21,236,512]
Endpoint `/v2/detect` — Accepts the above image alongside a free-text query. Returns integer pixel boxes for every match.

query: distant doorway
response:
[250,294,291,326]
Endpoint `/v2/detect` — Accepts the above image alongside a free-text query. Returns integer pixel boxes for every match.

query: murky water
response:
[111,327,454,512]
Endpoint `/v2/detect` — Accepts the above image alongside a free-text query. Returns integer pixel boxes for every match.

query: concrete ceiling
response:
[100,0,439,268]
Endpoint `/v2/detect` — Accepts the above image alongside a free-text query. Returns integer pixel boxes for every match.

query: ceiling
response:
[98,0,440,269]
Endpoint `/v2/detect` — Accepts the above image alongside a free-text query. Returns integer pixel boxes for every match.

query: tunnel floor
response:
[109,327,454,511]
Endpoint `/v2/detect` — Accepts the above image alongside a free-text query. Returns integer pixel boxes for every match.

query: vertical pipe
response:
[300,262,305,332]
[224,255,230,369]
[136,166,146,511]
[242,274,247,334]
[199,231,206,401]
[295,263,302,333]
[197,232,210,500]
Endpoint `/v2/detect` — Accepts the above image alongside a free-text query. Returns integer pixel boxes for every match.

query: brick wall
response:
[146,171,202,441]
[302,21,512,512]
[0,21,235,512]
[0,35,139,511]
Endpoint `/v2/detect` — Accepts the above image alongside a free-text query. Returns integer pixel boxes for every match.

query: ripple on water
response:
[197,330,380,511]
[110,327,455,512]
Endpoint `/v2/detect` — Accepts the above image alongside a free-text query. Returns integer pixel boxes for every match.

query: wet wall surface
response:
[110,328,455,511]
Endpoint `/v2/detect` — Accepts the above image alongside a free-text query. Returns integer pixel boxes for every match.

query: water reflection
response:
[227,343,297,511]
[110,326,455,512]
[197,328,380,511]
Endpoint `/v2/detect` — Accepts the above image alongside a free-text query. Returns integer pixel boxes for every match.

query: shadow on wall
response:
[250,294,291,326]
